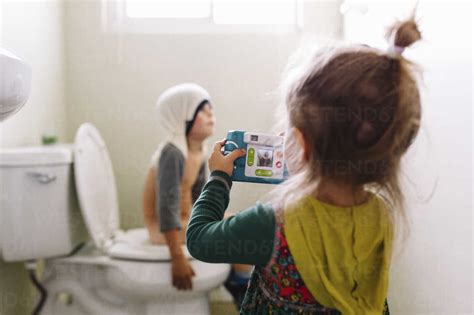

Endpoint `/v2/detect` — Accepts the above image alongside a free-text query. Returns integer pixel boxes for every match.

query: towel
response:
[150,83,211,168]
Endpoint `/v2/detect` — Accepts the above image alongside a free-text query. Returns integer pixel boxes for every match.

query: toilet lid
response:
[74,123,120,251]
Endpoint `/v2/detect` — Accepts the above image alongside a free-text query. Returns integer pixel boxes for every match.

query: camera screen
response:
[257,149,274,167]
[251,135,259,141]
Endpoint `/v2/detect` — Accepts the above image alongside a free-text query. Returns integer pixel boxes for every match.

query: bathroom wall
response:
[396,3,473,313]
[0,0,66,314]
[343,1,473,314]
[62,0,342,229]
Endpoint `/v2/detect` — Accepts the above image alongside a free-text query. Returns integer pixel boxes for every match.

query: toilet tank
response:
[0,145,87,262]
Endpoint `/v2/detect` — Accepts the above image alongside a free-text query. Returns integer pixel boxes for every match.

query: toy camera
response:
[224,130,289,184]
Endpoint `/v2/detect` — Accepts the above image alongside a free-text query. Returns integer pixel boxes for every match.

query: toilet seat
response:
[74,123,191,262]
[109,228,192,261]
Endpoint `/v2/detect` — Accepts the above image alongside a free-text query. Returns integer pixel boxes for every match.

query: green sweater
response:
[186,171,275,266]
[187,171,392,315]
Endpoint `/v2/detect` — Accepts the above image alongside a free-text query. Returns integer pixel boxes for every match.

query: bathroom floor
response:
[210,286,239,315]
[210,302,239,315]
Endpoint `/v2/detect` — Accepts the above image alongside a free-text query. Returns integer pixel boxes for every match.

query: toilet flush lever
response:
[27,172,57,184]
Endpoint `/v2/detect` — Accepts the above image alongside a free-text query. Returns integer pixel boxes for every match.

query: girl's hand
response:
[209,139,246,176]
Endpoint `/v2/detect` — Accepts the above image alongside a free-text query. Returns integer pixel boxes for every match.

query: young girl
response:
[186,18,422,314]
[142,83,252,301]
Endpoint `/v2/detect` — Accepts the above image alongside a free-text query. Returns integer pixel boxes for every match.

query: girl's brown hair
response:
[272,16,422,242]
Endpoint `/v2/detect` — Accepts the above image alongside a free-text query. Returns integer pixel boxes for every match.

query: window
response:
[212,0,297,25]
[103,0,302,34]
[126,0,211,19]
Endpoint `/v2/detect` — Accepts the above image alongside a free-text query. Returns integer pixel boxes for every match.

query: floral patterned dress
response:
[240,218,391,315]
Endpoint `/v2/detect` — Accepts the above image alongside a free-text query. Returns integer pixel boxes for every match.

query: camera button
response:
[247,148,255,166]
[255,169,273,177]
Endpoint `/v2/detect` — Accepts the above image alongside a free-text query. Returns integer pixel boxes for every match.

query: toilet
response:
[0,122,230,315]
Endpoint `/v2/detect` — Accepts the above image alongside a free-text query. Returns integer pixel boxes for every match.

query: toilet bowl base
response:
[42,277,211,315]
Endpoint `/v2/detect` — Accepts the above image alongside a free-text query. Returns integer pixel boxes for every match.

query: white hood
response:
[150,83,210,167]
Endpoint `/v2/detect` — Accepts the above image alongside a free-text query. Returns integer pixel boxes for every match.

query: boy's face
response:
[188,103,215,140]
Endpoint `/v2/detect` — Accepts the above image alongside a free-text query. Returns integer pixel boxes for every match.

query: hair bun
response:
[386,18,422,49]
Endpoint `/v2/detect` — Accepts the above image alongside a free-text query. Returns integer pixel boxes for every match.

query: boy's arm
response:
[157,145,187,258]
[186,171,276,266]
